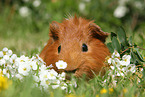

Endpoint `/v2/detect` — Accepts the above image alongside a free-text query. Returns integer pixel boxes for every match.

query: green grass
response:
[0,69,145,97]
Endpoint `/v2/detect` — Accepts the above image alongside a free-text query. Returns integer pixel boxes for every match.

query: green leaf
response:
[130,51,137,64]
[134,50,144,62]
[107,42,114,53]
[112,37,121,53]
[117,27,128,46]
[111,32,117,40]
[128,36,133,46]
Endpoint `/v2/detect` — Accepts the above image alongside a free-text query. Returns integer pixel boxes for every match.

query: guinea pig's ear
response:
[49,21,60,41]
[89,23,110,42]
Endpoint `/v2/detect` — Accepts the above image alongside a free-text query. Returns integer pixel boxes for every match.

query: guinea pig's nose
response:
[65,69,76,73]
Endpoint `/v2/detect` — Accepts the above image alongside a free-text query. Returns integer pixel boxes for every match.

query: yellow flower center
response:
[46,81,50,85]
[44,75,47,78]
[23,68,27,71]
[20,60,24,62]
[100,88,107,94]
[124,59,127,62]
[60,64,63,67]
[50,73,54,77]
[3,52,6,55]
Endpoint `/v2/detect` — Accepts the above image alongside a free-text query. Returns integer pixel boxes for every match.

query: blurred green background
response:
[0,0,145,55]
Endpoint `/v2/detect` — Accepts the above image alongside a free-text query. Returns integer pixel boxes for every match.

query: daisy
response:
[18,62,31,76]
[55,60,67,69]
[121,55,131,66]
[47,69,58,80]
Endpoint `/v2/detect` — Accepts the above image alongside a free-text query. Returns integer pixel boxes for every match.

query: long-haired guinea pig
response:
[40,16,110,79]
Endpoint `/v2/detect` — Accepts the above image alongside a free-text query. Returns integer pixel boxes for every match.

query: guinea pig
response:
[40,16,110,79]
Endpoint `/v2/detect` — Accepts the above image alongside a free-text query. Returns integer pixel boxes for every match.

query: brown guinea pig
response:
[40,16,110,79]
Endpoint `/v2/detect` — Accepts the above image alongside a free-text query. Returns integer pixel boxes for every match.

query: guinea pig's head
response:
[40,16,110,79]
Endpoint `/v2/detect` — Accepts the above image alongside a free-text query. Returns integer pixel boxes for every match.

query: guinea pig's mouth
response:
[65,69,77,80]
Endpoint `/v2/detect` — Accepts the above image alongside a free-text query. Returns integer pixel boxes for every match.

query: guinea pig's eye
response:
[58,45,61,53]
[82,43,88,52]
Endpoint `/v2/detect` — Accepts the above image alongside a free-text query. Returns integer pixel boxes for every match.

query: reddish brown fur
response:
[40,16,110,79]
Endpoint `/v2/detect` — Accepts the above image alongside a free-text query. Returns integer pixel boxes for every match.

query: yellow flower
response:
[100,88,107,94]
[96,94,99,97]
[0,75,12,92]
[109,88,114,94]
[65,94,84,97]
[123,88,127,93]
[66,94,77,97]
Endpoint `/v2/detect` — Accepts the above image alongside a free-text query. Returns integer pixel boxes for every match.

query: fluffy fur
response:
[40,16,110,79]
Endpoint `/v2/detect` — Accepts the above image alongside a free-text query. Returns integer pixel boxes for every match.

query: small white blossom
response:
[107,58,112,64]
[33,0,41,7]
[120,55,131,66]
[0,51,3,57]
[29,61,37,70]
[3,55,10,60]
[39,70,50,81]
[79,2,86,12]
[0,59,6,66]
[19,6,30,17]
[3,47,8,52]
[47,69,58,80]
[114,5,128,18]
[7,50,13,56]
[15,74,23,80]
[56,60,67,69]
[112,50,120,58]
[18,63,31,76]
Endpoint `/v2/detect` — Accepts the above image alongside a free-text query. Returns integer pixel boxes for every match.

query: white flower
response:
[127,64,136,73]
[134,1,143,9]
[60,82,67,90]
[15,55,29,63]
[19,6,30,17]
[29,61,37,70]
[33,0,41,7]
[15,74,23,80]
[39,65,48,71]
[0,59,6,66]
[58,72,66,80]
[3,69,10,78]
[51,80,60,89]
[107,58,112,64]
[112,58,121,66]
[18,63,31,76]
[116,71,124,76]
[7,50,13,56]
[47,69,58,80]
[39,70,50,81]
[112,50,120,58]
[3,55,10,60]
[3,47,8,52]
[114,5,128,18]
[33,75,39,82]
[40,80,50,89]
[0,51,3,57]
[79,2,86,12]
[11,54,17,59]
[121,55,131,66]
[56,60,67,69]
